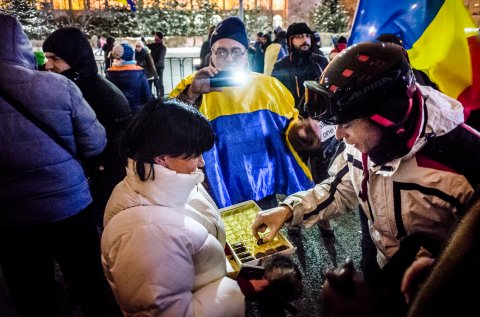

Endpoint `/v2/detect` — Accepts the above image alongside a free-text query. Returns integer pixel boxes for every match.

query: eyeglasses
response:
[212,48,247,60]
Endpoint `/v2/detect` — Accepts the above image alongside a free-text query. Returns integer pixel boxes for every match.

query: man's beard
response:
[293,49,312,59]
[299,44,310,51]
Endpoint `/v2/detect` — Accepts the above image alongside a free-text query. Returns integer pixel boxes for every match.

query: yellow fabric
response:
[264,44,282,76]
[170,72,313,179]
[407,0,477,99]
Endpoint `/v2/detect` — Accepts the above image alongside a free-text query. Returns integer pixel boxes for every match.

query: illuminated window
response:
[272,0,283,10]
[257,0,269,10]
[224,0,239,10]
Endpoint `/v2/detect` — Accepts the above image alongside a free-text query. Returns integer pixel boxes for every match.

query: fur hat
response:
[286,22,313,40]
[210,16,249,49]
[112,43,134,61]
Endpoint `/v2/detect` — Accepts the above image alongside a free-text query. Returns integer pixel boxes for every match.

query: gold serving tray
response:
[220,200,294,272]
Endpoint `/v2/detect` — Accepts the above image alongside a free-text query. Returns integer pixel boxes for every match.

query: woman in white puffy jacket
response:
[101,99,245,316]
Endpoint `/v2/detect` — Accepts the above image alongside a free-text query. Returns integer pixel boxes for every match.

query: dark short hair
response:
[208,25,216,36]
[262,255,303,302]
[337,36,347,44]
[122,98,215,181]
[155,31,164,39]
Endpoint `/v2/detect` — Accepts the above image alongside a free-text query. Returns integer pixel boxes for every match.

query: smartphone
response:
[237,264,265,280]
[210,71,244,87]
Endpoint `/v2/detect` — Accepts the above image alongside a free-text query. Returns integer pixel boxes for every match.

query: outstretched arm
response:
[252,206,293,242]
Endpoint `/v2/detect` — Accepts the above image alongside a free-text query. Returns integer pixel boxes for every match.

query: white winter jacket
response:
[101,160,245,316]
[283,85,480,268]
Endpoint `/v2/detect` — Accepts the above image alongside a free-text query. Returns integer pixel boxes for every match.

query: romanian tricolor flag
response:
[348,0,480,122]
[170,72,314,208]
[113,0,136,12]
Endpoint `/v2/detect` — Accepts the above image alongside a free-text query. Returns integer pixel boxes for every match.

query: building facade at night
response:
[35,0,479,27]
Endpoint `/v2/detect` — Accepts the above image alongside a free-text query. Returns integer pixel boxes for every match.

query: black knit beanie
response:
[210,16,249,49]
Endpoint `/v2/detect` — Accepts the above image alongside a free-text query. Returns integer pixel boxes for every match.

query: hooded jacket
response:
[42,28,131,140]
[0,14,107,227]
[282,85,480,268]
[106,64,152,115]
[101,160,245,316]
[43,28,132,213]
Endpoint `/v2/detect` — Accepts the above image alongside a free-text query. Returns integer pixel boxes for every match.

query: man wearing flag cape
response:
[170,16,317,209]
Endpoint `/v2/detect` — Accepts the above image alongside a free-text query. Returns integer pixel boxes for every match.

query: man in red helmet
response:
[252,41,480,287]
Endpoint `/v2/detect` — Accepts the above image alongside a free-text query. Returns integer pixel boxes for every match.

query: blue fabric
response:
[277,46,287,61]
[348,0,444,49]
[106,69,152,114]
[251,41,265,73]
[120,43,134,61]
[204,110,314,208]
[0,14,107,228]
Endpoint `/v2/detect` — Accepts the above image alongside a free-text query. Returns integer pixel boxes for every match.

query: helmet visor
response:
[304,81,337,124]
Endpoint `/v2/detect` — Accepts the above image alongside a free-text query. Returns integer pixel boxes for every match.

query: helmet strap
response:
[368,90,422,165]
[369,94,413,135]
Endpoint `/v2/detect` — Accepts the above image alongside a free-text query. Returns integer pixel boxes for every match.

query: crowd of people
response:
[1,10,479,317]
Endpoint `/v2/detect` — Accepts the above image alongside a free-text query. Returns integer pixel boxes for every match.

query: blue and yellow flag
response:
[171,73,314,208]
[113,0,136,12]
[349,0,480,119]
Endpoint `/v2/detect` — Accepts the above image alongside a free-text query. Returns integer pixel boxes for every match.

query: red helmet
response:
[304,41,416,126]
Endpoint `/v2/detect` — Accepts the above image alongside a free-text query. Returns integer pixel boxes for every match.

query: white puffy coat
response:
[101,160,245,316]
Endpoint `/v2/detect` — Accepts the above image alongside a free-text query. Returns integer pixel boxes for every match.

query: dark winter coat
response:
[135,48,157,79]
[106,64,152,114]
[42,28,131,141]
[272,51,328,110]
[102,36,115,70]
[0,15,107,227]
[147,42,167,68]
[43,28,132,213]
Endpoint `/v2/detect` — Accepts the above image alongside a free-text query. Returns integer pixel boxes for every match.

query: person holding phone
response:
[170,16,318,210]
